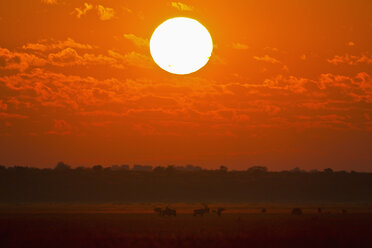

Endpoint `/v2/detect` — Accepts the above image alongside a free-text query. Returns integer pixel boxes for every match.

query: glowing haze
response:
[0,0,371,171]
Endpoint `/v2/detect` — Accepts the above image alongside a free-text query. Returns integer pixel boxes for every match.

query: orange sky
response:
[0,0,371,170]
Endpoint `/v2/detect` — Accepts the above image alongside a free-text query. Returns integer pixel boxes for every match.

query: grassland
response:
[0,203,372,248]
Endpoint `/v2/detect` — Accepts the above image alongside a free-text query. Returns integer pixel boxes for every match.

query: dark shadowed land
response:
[1,163,372,203]
[1,164,372,247]
[1,212,372,248]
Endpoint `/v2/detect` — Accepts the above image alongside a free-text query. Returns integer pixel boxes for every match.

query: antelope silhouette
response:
[193,203,210,216]
[154,207,164,216]
[215,207,226,216]
[163,206,176,217]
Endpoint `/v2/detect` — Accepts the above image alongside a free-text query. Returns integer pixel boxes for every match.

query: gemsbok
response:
[193,204,210,216]
[154,207,164,216]
[163,207,176,217]
[215,208,226,216]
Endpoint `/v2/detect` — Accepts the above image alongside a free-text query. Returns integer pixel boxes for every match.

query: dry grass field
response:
[1,203,372,248]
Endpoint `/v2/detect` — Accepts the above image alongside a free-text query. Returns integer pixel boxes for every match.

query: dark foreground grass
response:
[1,213,372,248]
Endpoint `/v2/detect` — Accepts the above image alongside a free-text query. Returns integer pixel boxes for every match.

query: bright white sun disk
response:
[150,17,213,75]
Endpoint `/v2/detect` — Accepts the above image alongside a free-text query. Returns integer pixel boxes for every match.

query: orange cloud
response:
[328,54,372,65]
[123,34,149,48]
[108,50,153,69]
[171,2,194,11]
[41,0,58,4]
[45,119,73,135]
[73,3,93,18]
[253,55,281,64]
[97,5,115,21]
[22,38,94,52]
[0,47,46,71]
[0,100,7,111]
[232,42,249,50]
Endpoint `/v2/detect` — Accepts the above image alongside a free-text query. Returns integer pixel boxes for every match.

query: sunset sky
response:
[0,0,371,170]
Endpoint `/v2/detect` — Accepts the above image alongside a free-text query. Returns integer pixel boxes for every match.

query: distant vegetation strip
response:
[0,162,371,203]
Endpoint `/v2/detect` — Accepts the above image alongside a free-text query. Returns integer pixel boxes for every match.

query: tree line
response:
[0,162,371,203]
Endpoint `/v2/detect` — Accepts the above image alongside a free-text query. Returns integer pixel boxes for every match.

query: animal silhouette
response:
[215,208,226,216]
[261,208,267,213]
[193,203,210,216]
[163,207,176,216]
[318,208,322,214]
[154,207,164,216]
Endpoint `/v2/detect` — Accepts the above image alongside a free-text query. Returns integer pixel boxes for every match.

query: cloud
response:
[48,48,83,66]
[97,5,115,21]
[108,50,153,69]
[348,41,355,47]
[123,34,149,48]
[73,3,93,18]
[0,100,7,111]
[0,47,46,71]
[47,48,122,68]
[253,55,281,64]
[45,119,72,135]
[232,42,249,50]
[0,113,28,119]
[23,38,94,52]
[41,0,58,4]
[171,2,194,11]
[328,54,372,65]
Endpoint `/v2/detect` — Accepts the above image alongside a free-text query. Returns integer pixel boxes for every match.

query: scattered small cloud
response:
[123,34,149,48]
[23,38,94,52]
[253,55,280,64]
[108,50,153,69]
[41,0,58,4]
[171,2,194,11]
[328,54,372,65]
[73,3,93,18]
[97,5,115,21]
[45,119,72,136]
[348,41,355,47]
[300,54,307,60]
[0,100,7,111]
[232,42,249,50]
[264,47,279,52]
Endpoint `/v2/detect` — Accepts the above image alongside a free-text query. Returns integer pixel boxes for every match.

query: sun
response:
[150,17,213,75]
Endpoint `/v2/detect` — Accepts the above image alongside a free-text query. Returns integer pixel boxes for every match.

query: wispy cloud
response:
[41,0,58,4]
[232,42,249,50]
[171,2,194,11]
[328,54,372,65]
[73,3,93,18]
[97,5,115,21]
[253,55,280,64]
[23,38,94,52]
[123,34,149,48]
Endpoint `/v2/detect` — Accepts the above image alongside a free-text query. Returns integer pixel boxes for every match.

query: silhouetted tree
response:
[55,162,71,171]
[247,166,268,174]
[153,166,166,173]
[324,168,334,174]
[92,165,103,172]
